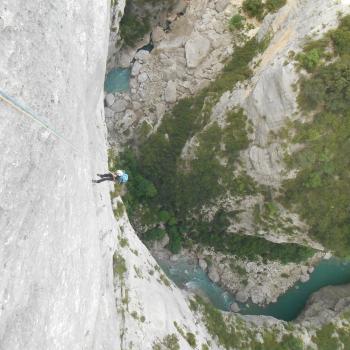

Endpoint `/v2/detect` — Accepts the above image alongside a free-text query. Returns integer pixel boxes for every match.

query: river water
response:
[159,258,350,321]
[104,68,130,93]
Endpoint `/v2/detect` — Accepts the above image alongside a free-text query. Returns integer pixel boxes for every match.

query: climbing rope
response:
[0,89,81,154]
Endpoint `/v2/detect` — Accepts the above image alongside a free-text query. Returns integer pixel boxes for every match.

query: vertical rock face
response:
[0,2,212,349]
[0,1,119,349]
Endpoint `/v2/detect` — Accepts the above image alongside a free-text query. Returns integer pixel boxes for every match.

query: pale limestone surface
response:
[0,2,220,349]
[0,1,117,349]
[297,284,350,327]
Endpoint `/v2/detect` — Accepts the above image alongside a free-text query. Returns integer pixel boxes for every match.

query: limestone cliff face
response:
[297,284,350,327]
[2,1,350,350]
[0,1,212,349]
[0,1,118,349]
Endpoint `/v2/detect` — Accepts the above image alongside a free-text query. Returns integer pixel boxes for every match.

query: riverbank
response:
[158,254,350,321]
[151,244,325,306]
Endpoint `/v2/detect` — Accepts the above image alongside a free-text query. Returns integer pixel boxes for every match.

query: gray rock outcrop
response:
[185,33,211,68]
[297,284,350,327]
[208,265,220,283]
[0,1,117,348]
[164,81,177,103]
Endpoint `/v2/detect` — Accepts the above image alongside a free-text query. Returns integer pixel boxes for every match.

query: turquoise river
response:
[159,258,350,321]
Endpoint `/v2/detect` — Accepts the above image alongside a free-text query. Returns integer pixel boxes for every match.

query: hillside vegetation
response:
[282,15,350,257]
[113,34,315,263]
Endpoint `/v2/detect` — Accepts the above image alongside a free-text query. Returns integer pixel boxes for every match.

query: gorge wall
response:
[0,1,211,349]
[0,1,118,349]
[1,0,350,350]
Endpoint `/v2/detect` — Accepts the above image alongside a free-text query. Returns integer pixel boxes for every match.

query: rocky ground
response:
[151,241,325,306]
[297,284,350,328]
[105,0,252,148]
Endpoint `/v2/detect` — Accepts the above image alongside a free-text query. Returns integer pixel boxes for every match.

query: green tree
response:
[229,14,245,31]
[242,0,264,20]
[265,0,286,12]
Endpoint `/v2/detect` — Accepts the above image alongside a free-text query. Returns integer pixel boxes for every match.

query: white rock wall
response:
[0,1,117,349]
[0,2,215,349]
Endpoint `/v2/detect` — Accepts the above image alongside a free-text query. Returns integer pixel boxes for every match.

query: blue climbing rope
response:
[0,89,81,154]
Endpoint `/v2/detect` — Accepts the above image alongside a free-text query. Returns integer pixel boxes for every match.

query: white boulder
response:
[230,302,240,313]
[164,81,177,103]
[111,98,128,113]
[215,0,230,12]
[105,93,115,107]
[138,72,149,83]
[131,61,142,76]
[198,259,208,272]
[208,266,220,283]
[185,33,211,68]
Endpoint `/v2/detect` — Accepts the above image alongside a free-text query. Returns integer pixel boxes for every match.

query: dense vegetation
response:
[229,14,245,31]
[242,0,286,20]
[193,215,314,263]
[117,39,265,252]
[282,15,350,257]
[119,0,177,47]
[112,34,315,263]
[242,0,264,20]
[119,0,150,47]
[191,296,304,350]
[312,321,350,350]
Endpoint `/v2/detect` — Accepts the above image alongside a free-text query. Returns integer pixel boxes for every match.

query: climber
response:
[92,170,128,184]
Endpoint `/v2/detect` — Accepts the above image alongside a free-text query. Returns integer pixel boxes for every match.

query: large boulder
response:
[131,61,142,76]
[215,0,230,12]
[185,33,211,68]
[164,81,177,103]
[208,265,220,283]
[198,258,208,272]
[230,302,240,313]
[111,98,128,113]
[236,291,249,303]
[105,93,115,107]
[152,26,166,43]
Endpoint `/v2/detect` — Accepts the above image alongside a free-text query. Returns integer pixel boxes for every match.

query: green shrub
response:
[298,57,350,113]
[120,38,270,257]
[242,0,264,20]
[113,201,125,218]
[153,334,180,350]
[113,254,127,278]
[198,228,315,263]
[296,49,321,71]
[283,15,350,257]
[186,332,196,348]
[265,0,286,12]
[167,229,182,254]
[229,14,245,31]
[329,15,350,56]
[195,296,240,349]
[119,4,150,47]
[158,210,171,223]
[312,323,340,350]
[144,228,166,241]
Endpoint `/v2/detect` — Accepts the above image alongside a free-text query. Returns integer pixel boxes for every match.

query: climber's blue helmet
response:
[116,170,128,184]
